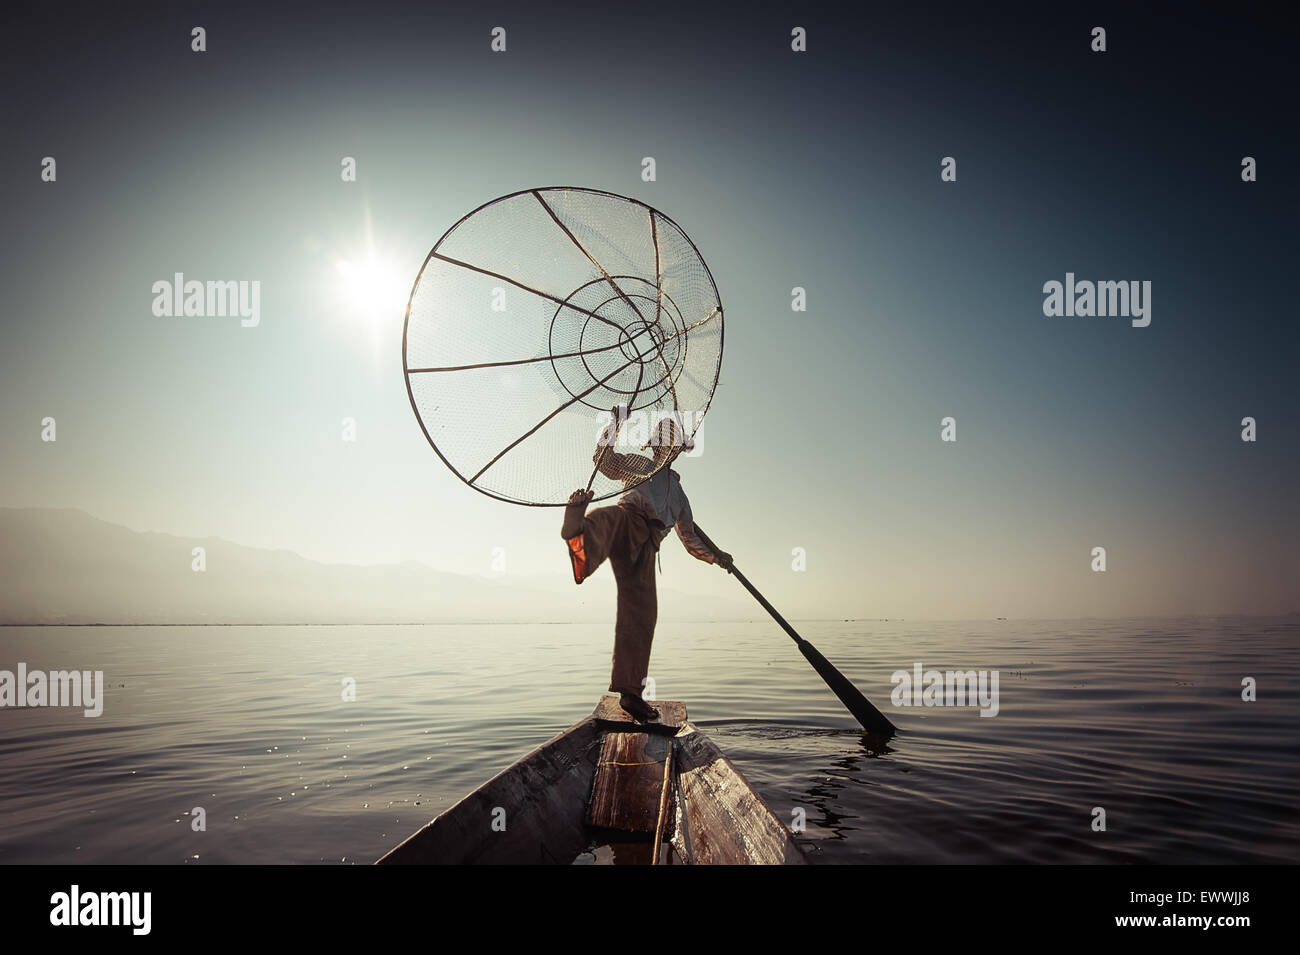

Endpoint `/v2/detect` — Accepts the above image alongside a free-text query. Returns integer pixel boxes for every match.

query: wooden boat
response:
[376,696,807,865]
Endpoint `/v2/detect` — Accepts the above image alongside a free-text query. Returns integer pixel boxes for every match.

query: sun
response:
[334,252,407,327]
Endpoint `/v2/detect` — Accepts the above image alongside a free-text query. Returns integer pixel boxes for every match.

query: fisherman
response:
[561,406,732,721]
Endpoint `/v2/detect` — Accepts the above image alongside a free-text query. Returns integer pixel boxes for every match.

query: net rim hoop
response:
[400,185,726,508]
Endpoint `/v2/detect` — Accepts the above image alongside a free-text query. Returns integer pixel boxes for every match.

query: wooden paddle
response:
[692,523,897,738]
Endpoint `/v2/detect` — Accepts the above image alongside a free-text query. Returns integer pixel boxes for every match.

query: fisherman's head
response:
[643,414,694,464]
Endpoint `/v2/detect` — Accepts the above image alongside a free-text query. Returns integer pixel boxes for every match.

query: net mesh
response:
[403,187,724,506]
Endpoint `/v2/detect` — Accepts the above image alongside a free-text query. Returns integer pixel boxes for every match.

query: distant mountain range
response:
[0,507,751,625]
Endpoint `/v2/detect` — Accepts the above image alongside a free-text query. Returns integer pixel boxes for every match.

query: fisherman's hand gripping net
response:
[403,187,724,506]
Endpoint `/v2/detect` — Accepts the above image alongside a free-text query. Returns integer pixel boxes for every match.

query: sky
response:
[1,1,1295,620]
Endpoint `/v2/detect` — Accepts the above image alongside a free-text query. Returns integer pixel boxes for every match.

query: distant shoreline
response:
[2,613,1293,628]
[0,618,852,627]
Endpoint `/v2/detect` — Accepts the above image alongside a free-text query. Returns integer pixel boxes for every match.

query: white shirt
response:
[593,436,714,563]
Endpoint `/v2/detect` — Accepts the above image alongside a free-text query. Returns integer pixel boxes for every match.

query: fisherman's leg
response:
[609,542,660,720]
[561,488,591,540]
[564,502,625,584]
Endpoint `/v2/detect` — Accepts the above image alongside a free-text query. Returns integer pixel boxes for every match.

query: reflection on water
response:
[0,618,1296,863]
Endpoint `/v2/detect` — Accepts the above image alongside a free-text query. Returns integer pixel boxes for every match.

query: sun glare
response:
[335,254,406,326]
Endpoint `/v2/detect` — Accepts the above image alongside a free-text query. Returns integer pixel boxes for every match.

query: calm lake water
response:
[1,618,1296,864]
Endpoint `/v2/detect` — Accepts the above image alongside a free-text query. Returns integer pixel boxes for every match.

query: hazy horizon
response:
[1,504,1294,624]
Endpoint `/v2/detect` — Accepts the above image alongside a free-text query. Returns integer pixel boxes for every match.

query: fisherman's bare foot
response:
[561,488,594,539]
[618,692,660,722]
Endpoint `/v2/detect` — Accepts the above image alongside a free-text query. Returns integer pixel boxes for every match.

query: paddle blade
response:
[796,639,896,738]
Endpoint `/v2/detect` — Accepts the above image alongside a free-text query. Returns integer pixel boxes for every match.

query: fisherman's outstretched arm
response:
[674,495,728,566]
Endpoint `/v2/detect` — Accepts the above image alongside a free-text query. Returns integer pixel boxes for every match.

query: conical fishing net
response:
[403,187,724,506]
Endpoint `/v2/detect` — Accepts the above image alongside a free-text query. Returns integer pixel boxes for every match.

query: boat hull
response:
[377,699,806,865]
[378,717,603,865]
